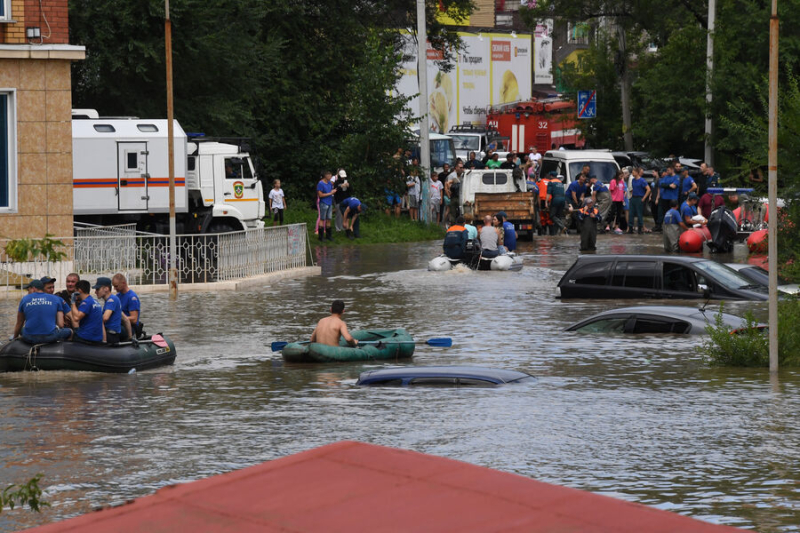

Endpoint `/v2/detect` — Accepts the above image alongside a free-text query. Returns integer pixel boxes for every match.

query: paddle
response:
[270,337,452,352]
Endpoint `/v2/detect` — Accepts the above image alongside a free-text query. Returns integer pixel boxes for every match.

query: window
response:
[224,157,254,181]
[125,152,138,170]
[0,91,16,211]
[663,263,697,292]
[137,124,158,132]
[187,156,196,171]
[481,173,509,186]
[612,261,656,289]
[93,124,116,132]
[574,317,629,333]
[0,0,8,20]
[631,317,690,334]
[568,161,617,183]
[571,261,611,285]
[539,159,561,177]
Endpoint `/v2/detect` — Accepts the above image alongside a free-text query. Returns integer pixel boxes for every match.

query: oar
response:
[270,337,452,352]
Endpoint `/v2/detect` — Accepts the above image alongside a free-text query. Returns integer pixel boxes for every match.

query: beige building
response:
[0,0,84,241]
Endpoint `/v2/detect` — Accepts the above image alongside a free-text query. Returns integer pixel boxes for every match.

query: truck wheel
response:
[207,222,236,234]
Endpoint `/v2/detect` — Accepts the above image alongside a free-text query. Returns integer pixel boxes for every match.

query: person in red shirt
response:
[698,192,725,220]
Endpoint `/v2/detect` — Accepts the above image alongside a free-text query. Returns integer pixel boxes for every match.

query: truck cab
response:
[186,140,265,232]
[448,124,505,161]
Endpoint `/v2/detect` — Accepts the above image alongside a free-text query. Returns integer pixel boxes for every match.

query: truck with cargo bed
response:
[458,169,536,239]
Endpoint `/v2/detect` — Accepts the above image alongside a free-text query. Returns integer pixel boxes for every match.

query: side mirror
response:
[698,284,711,299]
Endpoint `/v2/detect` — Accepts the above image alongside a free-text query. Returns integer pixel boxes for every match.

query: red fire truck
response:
[486,98,585,154]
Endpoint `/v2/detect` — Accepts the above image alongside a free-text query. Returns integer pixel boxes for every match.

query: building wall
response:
[470,0,495,27]
[0,0,83,241]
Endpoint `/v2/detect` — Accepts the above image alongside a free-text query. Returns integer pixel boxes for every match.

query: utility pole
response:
[704,0,716,166]
[767,0,779,372]
[165,0,177,298]
[416,0,431,224]
[617,25,633,151]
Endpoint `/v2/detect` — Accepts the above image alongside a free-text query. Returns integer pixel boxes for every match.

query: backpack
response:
[443,229,468,260]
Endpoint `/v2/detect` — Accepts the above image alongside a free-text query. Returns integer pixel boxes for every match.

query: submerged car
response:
[356,366,534,387]
[558,255,768,300]
[565,306,751,335]
[725,263,800,295]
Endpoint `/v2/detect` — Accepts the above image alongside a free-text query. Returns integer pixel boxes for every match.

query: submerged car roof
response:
[570,254,709,265]
[574,305,749,329]
[357,366,534,386]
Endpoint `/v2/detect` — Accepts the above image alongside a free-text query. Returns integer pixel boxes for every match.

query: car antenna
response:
[699,291,711,313]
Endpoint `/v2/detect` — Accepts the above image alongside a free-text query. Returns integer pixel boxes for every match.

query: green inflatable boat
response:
[282,329,415,363]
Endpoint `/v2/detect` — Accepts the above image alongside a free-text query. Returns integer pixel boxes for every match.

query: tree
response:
[70,0,475,207]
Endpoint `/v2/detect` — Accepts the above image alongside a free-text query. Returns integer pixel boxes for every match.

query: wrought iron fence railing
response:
[0,223,308,291]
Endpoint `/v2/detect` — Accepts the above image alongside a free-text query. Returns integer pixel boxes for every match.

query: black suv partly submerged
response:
[558,255,768,300]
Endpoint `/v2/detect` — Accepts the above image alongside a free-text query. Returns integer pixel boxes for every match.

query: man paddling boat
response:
[311,300,358,347]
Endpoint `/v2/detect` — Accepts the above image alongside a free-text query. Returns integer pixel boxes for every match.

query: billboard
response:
[397,32,532,130]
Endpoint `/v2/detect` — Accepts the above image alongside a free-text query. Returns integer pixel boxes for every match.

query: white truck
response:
[71,112,265,233]
[459,168,537,239]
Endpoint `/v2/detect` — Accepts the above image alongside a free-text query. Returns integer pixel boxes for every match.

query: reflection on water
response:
[1,235,798,532]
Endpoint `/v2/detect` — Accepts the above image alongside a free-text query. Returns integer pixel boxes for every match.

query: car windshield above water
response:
[693,261,766,291]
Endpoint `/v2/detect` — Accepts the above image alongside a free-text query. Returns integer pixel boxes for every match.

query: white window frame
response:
[0,89,18,213]
[0,0,11,21]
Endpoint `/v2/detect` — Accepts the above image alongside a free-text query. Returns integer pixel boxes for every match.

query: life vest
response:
[538,179,551,201]
[579,206,599,219]
[443,228,469,260]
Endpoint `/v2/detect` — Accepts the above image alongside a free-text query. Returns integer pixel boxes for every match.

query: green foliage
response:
[555,31,623,149]
[700,304,768,367]
[70,0,474,213]
[700,301,800,367]
[283,205,444,246]
[3,234,67,262]
[1,474,48,513]
[633,24,707,157]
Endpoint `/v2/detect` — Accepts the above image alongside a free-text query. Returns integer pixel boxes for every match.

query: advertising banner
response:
[396,32,532,128]
[490,34,532,105]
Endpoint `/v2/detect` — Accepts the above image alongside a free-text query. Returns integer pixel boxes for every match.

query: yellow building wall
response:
[0,59,74,240]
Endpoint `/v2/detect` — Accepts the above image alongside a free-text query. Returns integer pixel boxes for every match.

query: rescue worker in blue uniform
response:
[71,279,106,343]
[113,273,142,338]
[662,200,682,252]
[657,166,680,233]
[496,212,517,252]
[680,192,704,230]
[13,279,71,344]
[94,277,132,344]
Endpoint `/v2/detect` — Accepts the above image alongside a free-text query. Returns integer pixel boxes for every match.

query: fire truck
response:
[486,98,585,154]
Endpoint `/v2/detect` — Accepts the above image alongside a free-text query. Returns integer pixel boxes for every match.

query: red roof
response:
[24,441,743,532]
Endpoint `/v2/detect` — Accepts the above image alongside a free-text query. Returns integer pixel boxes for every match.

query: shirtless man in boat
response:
[310,300,358,347]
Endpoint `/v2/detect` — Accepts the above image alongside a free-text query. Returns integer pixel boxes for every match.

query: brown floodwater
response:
[1,234,798,532]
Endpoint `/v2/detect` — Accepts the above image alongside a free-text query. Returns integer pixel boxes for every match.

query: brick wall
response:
[1,0,69,45]
[24,0,69,44]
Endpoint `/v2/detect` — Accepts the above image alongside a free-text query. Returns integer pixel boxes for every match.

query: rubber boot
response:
[346,229,353,240]
[318,227,324,241]
[326,228,333,241]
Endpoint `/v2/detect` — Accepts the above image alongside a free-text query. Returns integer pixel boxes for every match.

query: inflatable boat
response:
[428,252,523,272]
[282,329,414,363]
[0,334,177,373]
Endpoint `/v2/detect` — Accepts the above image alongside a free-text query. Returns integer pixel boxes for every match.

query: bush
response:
[701,300,800,367]
[1,474,48,513]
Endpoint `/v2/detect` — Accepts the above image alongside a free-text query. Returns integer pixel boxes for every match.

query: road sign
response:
[577,90,596,119]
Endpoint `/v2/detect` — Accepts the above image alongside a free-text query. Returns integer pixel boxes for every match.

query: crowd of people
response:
[13,273,143,347]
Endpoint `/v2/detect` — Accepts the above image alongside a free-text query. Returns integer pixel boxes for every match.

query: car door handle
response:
[141,196,150,200]
[224,192,232,196]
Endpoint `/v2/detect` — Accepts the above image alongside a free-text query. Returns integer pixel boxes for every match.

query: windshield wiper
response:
[738,284,766,290]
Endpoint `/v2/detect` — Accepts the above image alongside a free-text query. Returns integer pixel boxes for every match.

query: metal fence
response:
[0,223,308,291]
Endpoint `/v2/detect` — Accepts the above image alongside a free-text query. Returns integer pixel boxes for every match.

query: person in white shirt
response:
[429,171,444,224]
[268,179,287,226]
[406,168,421,221]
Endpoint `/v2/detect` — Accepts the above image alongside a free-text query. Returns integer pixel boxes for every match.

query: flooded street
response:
[1,234,799,532]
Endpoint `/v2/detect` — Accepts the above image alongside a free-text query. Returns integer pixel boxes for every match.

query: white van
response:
[538,150,620,186]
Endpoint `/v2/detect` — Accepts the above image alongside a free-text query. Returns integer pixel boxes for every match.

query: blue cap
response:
[93,276,112,289]
[24,279,44,290]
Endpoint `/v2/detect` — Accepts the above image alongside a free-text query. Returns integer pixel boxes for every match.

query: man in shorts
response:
[316,170,337,241]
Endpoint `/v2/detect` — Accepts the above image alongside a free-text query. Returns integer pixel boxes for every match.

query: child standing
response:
[268,179,286,226]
